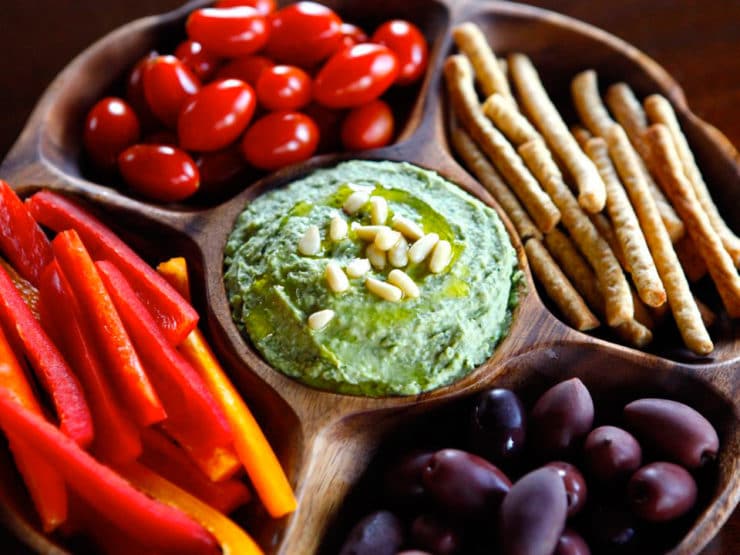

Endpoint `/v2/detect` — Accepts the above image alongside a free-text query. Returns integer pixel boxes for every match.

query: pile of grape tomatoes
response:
[82,1,429,204]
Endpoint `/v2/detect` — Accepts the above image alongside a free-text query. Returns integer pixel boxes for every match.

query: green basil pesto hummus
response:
[223,160,519,396]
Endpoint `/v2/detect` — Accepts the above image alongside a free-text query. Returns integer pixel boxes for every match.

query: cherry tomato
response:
[215,0,275,15]
[196,145,247,189]
[313,44,399,108]
[340,99,394,151]
[241,111,319,170]
[339,23,368,48]
[371,20,428,85]
[186,7,268,58]
[174,40,221,82]
[264,2,343,67]
[256,65,312,111]
[303,102,344,153]
[118,144,199,202]
[178,79,256,152]
[143,55,201,128]
[125,53,159,128]
[215,55,274,87]
[83,97,141,170]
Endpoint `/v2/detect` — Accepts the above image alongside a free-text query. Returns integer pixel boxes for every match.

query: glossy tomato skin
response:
[256,65,312,111]
[143,55,201,128]
[371,20,428,85]
[214,0,275,15]
[340,99,394,151]
[83,97,141,170]
[339,23,368,48]
[264,2,343,67]
[126,53,160,129]
[313,44,399,108]
[174,40,221,82]
[118,145,200,202]
[215,54,274,87]
[241,111,319,170]
[196,144,247,190]
[186,7,268,58]
[178,79,256,152]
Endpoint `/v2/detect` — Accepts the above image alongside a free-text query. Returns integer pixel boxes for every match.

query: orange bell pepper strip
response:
[120,463,264,555]
[0,325,67,532]
[158,257,297,518]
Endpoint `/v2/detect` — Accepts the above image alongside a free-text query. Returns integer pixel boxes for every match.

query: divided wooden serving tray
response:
[0,1,737,553]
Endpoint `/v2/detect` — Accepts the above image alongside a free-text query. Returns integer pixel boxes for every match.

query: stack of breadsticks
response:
[445,22,740,355]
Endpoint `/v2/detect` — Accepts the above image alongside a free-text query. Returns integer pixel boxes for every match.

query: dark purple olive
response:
[586,502,638,552]
[546,462,587,517]
[339,510,404,555]
[469,388,526,465]
[530,378,594,456]
[628,462,698,522]
[384,451,434,506]
[500,467,568,555]
[422,449,511,518]
[624,398,719,469]
[584,426,642,483]
[555,528,591,555]
[410,514,462,555]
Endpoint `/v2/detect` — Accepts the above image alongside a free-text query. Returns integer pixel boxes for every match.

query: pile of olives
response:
[336,378,720,555]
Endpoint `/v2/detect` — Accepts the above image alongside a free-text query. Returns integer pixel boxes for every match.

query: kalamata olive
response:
[410,514,462,555]
[545,462,587,517]
[628,462,698,522]
[530,378,594,456]
[469,388,526,465]
[584,426,642,483]
[339,510,404,555]
[384,451,434,506]
[422,449,511,518]
[585,502,638,552]
[623,398,719,468]
[499,467,568,555]
[555,528,591,555]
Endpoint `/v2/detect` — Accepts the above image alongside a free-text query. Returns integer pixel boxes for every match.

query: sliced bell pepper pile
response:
[0,258,40,319]
[26,191,199,345]
[52,230,166,428]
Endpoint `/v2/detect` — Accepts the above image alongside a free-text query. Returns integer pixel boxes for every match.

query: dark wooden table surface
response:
[0,1,737,553]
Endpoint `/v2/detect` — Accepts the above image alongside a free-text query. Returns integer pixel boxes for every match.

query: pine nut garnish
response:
[298,225,321,256]
[388,236,409,267]
[388,269,420,298]
[325,261,350,293]
[366,243,387,270]
[329,214,348,241]
[308,309,335,330]
[366,277,403,302]
[392,215,424,241]
[354,225,388,241]
[408,232,439,264]
[346,258,371,278]
[374,228,402,251]
[343,191,370,215]
[429,239,452,273]
[347,182,373,193]
[370,196,389,225]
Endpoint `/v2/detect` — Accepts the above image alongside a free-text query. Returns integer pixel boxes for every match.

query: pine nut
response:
[354,225,388,241]
[388,269,420,298]
[298,225,321,256]
[408,233,439,264]
[370,196,389,225]
[374,228,402,251]
[329,214,348,241]
[429,239,452,273]
[388,236,409,267]
[365,277,403,302]
[347,182,373,193]
[392,215,424,241]
[325,261,350,293]
[346,258,371,278]
[308,309,335,330]
[366,243,387,270]
[343,191,369,214]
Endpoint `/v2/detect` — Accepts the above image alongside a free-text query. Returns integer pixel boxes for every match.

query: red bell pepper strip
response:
[52,230,166,427]
[0,324,67,532]
[0,258,40,319]
[96,260,238,481]
[0,390,219,555]
[0,180,52,286]
[140,428,251,514]
[0,264,93,446]
[26,191,199,345]
[38,263,142,465]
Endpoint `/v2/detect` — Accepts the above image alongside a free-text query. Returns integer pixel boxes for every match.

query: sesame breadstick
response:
[482,92,540,146]
[452,23,515,102]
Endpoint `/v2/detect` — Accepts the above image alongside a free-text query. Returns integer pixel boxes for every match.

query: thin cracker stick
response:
[525,237,600,331]
[518,138,633,326]
[452,23,515,102]
[571,125,593,150]
[449,114,542,241]
[482,93,540,146]
[644,94,740,265]
[606,124,713,354]
[674,234,708,282]
[571,70,615,138]
[444,55,560,233]
[645,124,740,317]
[589,212,628,271]
[585,135,666,307]
[509,53,606,213]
